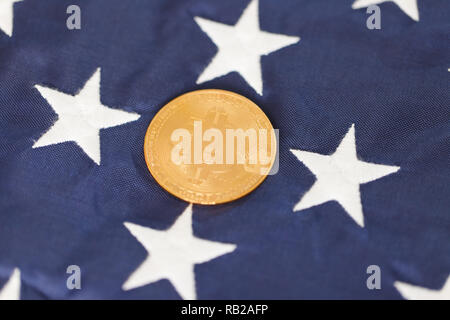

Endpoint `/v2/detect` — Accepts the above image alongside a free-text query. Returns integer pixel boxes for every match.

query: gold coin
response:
[144,89,277,204]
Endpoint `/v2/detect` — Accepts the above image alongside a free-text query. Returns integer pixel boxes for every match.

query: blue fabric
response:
[0,0,449,299]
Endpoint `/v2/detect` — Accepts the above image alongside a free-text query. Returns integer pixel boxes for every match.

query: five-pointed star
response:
[33,68,140,165]
[194,0,300,95]
[122,204,236,300]
[395,276,450,300]
[290,124,400,227]
[352,0,419,21]
[0,268,21,300]
[0,0,22,37]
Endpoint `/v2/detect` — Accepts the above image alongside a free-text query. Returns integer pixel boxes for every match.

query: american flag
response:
[0,0,449,300]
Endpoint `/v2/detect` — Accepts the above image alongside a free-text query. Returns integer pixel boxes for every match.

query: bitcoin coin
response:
[144,89,277,204]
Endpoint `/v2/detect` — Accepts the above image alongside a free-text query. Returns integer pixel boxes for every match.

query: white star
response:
[0,0,22,36]
[122,204,236,300]
[352,0,419,22]
[0,268,21,300]
[290,124,400,227]
[33,68,140,165]
[395,276,450,300]
[194,0,300,95]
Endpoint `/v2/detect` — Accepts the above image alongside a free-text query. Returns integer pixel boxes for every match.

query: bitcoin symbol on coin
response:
[144,89,277,204]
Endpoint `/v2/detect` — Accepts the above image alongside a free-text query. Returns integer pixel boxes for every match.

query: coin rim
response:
[143,89,276,205]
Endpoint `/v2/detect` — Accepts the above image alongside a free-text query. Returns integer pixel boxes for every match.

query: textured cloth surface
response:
[0,0,449,299]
